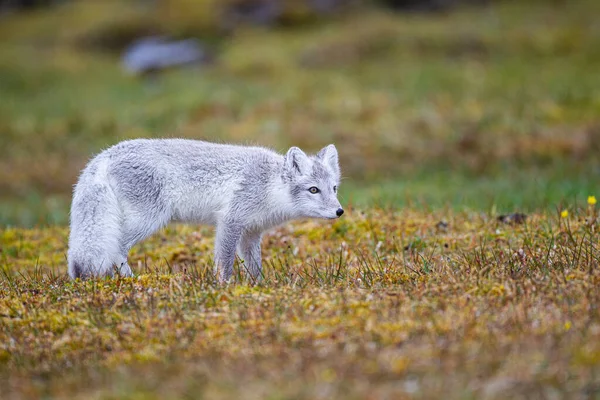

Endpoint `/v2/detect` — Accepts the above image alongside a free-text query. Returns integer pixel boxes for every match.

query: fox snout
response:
[336,208,344,217]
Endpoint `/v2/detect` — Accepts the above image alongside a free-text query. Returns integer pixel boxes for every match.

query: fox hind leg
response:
[117,212,170,277]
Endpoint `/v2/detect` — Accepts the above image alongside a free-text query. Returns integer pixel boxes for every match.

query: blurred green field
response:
[1,0,599,227]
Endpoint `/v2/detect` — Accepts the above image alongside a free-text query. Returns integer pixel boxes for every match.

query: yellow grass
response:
[2,207,599,398]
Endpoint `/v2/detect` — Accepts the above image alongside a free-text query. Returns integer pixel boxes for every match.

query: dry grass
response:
[2,205,600,399]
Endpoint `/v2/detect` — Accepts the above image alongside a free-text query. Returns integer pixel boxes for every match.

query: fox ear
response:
[317,144,340,177]
[284,147,310,178]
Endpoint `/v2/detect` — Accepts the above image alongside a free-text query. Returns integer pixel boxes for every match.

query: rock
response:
[121,36,209,75]
[378,0,489,13]
[221,0,351,30]
[435,220,449,231]
[497,213,528,225]
[308,0,347,13]
[0,0,61,12]
[222,0,282,28]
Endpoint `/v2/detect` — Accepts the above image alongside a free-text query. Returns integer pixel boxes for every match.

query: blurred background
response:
[0,0,598,226]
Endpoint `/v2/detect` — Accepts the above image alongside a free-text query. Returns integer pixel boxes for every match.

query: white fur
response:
[68,139,343,282]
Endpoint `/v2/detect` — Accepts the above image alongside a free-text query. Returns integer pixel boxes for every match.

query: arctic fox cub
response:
[68,139,343,282]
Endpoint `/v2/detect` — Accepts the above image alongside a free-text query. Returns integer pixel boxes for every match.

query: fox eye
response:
[333,186,337,192]
[308,186,320,194]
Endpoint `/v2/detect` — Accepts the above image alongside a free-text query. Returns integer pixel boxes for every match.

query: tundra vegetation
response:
[1,0,600,398]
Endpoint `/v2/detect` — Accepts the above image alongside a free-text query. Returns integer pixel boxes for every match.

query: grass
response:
[2,205,600,399]
[1,1,600,398]
[1,0,600,225]
[3,162,597,227]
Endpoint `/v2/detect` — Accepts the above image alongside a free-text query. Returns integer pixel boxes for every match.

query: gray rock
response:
[122,36,207,75]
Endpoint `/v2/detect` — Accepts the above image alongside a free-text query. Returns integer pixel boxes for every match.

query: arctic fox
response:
[67,139,343,282]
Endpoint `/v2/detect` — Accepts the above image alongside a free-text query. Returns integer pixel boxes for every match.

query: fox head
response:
[283,144,344,220]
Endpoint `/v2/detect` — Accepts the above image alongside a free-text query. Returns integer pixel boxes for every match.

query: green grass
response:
[344,163,598,211]
[2,163,595,227]
[1,0,600,225]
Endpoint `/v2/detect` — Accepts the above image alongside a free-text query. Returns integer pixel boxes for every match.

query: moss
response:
[1,207,599,397]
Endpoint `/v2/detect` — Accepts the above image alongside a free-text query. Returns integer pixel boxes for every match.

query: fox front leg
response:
[238,230,263,283]
[214,221,243,283]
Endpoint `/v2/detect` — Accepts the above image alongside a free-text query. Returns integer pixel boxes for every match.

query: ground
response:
[1,0,600,398]
[2,208,600,399]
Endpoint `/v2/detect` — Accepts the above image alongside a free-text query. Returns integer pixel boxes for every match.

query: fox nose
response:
[336,208,344,217]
